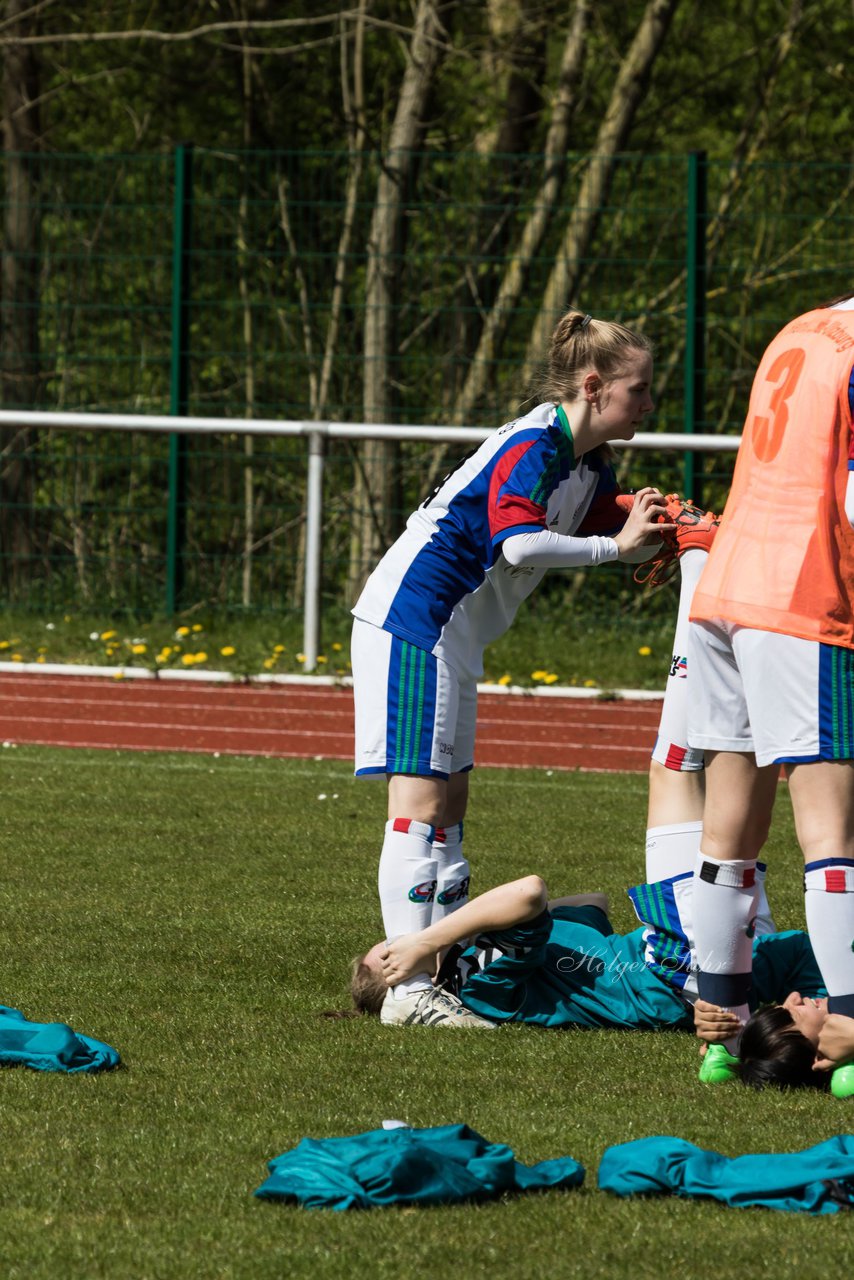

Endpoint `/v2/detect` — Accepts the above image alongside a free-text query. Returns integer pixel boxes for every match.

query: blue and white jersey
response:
[352,402,621,678]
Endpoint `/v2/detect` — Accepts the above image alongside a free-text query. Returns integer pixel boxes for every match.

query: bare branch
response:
[316,0,368,420]
[0,10,361,45]
[0,6,465,61]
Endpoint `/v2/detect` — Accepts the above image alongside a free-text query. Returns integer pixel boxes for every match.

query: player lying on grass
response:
[696,990,854,1094]
[350,493,721,1030]
[351,868,823,1032]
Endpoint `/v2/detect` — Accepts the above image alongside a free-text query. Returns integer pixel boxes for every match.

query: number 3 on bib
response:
[749,346,805,462]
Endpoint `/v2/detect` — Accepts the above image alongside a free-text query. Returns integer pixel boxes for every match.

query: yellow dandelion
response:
[0,642,8,650]
[11,654,22,662]
[36,656,46,664]
[131,643,147,655]
[638,645,652,657]
[273,644,285,654]
[113,671,124,681]
[194,652,207,663]
[160,646,173,658]
[584,679,597,688]
[63,615,72,623]
[531,669,547,680]
[331,642,342,652]
[497,674,512,686]
[100,630,117,640]
[296,652,306,663]
[176,626,190,637]
[220,646,235,657]
[37,646,48,654]
[191,623,203,632]
[155,654,167,664]
[543,673,559,685]
[263,657,276,669]
[316,655,328,664]
[181,653,196,666]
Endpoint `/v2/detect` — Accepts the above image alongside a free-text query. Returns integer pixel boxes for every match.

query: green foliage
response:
[0,748,848,1277]
[0,596,676,689]
[2,0,852,615]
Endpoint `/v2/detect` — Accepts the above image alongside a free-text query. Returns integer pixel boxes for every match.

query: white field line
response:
[0,689,660,731]
[0,661,663,701]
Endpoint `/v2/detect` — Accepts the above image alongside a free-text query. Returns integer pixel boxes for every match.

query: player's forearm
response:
[501,529,618,568]
[415,876,549,952]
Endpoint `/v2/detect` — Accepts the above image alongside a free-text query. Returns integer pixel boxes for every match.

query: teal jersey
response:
[255,1123,584,1210]
[751,929,825,1006]
[454,909,823,1031]
[600,1135,854,1214]
[458,907,692,1030]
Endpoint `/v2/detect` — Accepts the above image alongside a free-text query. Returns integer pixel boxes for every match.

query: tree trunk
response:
[521,0,680,384]
[347,0,445,602]
[452,0,591,423]
[477,0,548,156]
[1,0,41,596]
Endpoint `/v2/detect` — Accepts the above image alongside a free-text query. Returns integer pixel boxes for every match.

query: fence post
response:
[683,149,707,504]
[166,143,193,614]
[302,428,325,671]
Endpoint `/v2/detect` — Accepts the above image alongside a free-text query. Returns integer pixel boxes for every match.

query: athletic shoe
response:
[380,985,497,1029]
[830,1064,854,1099]
[698,1042,740,1083]
[635,494,720,589]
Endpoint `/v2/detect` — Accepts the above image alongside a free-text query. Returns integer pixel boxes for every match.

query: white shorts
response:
[351,618,476,778]
[688,619,854,767]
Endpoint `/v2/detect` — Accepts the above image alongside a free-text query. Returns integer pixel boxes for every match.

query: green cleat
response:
[830,1064,854,1099]
[699,1042,740,1084]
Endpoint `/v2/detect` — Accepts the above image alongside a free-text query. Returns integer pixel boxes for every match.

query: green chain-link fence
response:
[0,147,851,628]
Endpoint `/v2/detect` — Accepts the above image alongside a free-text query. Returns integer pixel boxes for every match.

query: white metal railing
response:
[0,409,741,669]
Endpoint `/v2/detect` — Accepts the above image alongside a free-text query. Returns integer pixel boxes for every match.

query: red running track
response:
[0,673,662,772]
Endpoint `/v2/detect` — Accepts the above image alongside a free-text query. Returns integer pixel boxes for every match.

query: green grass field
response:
[0,747,849,1279]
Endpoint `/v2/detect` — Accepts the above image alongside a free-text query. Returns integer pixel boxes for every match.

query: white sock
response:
[678,546,708,593]
[431,822,470,923]
[377,818,437,999]
[692,852,758,1050]
[645,820,702,882]
[654,550,707,769]
[753,862,776,936]
[804,860,854,1015]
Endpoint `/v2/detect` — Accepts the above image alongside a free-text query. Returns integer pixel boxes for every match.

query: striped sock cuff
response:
[697,857,756,889]
[389,817,437,842]
[804,859,854,894]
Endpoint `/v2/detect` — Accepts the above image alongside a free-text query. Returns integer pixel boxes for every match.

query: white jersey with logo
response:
[352,402,622,679]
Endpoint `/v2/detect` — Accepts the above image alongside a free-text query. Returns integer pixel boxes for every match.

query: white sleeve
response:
[500,529,619,568]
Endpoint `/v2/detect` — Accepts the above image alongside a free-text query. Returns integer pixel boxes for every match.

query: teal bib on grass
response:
[0,1005,119,1073]
[599,1135,854,1214]
[255,1124,584,1210]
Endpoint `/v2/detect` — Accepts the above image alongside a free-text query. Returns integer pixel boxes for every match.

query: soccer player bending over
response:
[350,310,670,1027]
